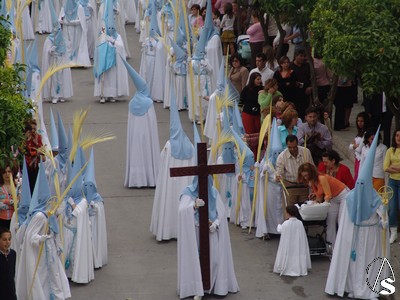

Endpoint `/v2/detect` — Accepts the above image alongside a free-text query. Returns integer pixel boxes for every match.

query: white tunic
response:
[205,34,223,92]
[16,212,71,300]
[32,0,53,33]
[63,199,95,283]
[89,201,108,268]
[59,5,91,66]
[273,217,311,276]
[150,40,166,102]
[177,193,239,299]
[21,0,35,40]
[150,141,195,241]
[93,34,129,98]
[41,38,74,100]
[124,105,160,187]
[325,204,389,299]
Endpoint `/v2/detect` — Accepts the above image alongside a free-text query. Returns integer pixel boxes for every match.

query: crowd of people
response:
[0,0,397,299]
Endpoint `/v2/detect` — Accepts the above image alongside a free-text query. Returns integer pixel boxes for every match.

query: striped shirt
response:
[276,146,314,183]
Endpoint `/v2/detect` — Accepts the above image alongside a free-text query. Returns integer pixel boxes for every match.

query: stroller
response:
[236,35,252,68]
[296,201,333,258]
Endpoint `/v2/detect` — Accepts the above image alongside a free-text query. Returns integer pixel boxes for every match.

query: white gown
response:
[150,141,195,241]
[150,40,166,102]
[216,156,237,219]
[255,163,284,237]
[123,0,136,23]
[325,205,389,299]
[32,0,53,33]
[124,105,160,187]
[139,36,156,92]
[59,5,91,66]
[177,193,240,299]
[41,38,74,101]
[21,0,35,40]
[93,34,129,98]
[273,217,311,276]
[16,212,71,300]
[63,199,95,283]
[89,201,108,268]
[205,34,223,93]
[203,91,219,141]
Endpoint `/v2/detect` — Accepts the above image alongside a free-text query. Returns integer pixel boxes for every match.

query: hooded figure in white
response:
[42,0,73,104]
[123,58,160,188]
[256,118,284,237]
[93,0,129,103]
[178,126,239,298]
[16,161,71,300]
[325,126,390,299]
[59,0,91,66]
[150,86,195,241]
[84,148,108,268]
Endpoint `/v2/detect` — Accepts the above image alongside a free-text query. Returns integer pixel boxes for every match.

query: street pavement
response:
[35,24,400,300]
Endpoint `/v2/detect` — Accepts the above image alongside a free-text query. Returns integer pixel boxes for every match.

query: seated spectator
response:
[318,150,354,189]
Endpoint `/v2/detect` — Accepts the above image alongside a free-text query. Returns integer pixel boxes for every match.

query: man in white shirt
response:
[275,134,314,205]
[247,53,274,85]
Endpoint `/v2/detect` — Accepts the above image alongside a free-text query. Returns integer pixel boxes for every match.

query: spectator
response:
[272,94,286,119]
[212,9,221,27]
[214,0,232,15]
[290,49,312,120]
[0,164,19,229]
[258,78,282,121]
[273,23,291,60]
[265,15,278,47]
[318,150,354,189]
[313,52,332,106]
[334,77,357,131]
[229,54,249,94]
[247,53,274,85]
[0,227,16,300]
[246,12,265,68]
[273,55,297,104]
[189,4,204,37]
[297,107,332,165]
[278,109,298,149]
[264,45,279,71]
[220,2,235,56]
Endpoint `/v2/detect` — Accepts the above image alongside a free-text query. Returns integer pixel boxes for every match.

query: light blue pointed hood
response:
[347,126,381,225]
[204,0,215,42]
[67,151,84,204]
[26,161,51,225]
[193,22,207,60]
[232,100,245,135]
[77,146,86,176]
[7,1,16,34]
[104,0,118,38]
[268,118,283,168]
[0,0,7,17]
[83,148,103,202]
[18,157,31,225]
[49,0,66,54]
[176,5,188,47]
[181,126,218,222]
[64,0,79,22]
[121,57,153,116]
[67,127,73,159]
[49,109,59,151]
[169,38,186,63]
[57,112,69,169]
[221,106,235,165]
[149,1,160,38]
[26,38,40,96]
[169,86,193,160]
[79,0,90,17]
[216,59,226,94]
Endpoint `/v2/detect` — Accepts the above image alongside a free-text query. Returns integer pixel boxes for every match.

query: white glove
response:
[106,35,115,44]
[209,219,219,233]
[90,201,95,207]
[194,198,205,209]
[67,197,75,206]
[48,45,56,54]
[39,234,53,242]
[277,224,283,233]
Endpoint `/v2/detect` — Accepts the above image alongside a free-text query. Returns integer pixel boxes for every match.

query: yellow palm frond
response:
[80,130,116,151]
[69,109,89,162]
[9,174,18,224]
[37,63,79,99]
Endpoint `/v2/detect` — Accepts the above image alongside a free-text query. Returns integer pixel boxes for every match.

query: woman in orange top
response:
[298,162,349,247]
[0,164,19,229]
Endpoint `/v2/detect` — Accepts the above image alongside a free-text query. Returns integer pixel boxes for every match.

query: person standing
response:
[275,135,313,206]
[384,129,400,244]
[247,53,274,85]
[228,54,249,94]
[0,227,17,300]
[246,12,264,68]
[220,2,235,56]
[273,56,297,104]
[297,107,332,165]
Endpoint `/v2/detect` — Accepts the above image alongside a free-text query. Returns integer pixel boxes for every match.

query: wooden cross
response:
[170,142,235,290]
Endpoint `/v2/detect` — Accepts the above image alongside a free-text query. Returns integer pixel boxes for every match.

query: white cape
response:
[273,217,311,276]
[124,106,160,187]
[150,141,195,241]
[177,193,239,299]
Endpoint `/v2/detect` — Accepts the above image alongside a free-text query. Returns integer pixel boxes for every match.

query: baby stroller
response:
[237,35,252,69]
[296,201,333,258]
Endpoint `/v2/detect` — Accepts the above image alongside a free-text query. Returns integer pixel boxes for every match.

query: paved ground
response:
[35,24,400,300]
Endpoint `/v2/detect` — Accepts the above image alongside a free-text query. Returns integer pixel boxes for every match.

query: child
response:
[220,2,235,56]
[212,10,221,28]
[0,227,17,300]
[273,205,311,276]
[189,4,204,37]
[258,78,282,121]
[349,112,370,180]
[360,129,387,192]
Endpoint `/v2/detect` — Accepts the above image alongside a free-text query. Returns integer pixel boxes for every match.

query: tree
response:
[311,0,400,124]
[0,16,32,167]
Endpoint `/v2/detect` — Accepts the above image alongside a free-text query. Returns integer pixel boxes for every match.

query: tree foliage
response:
[0,18,32,167]
[312,0,400,98]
